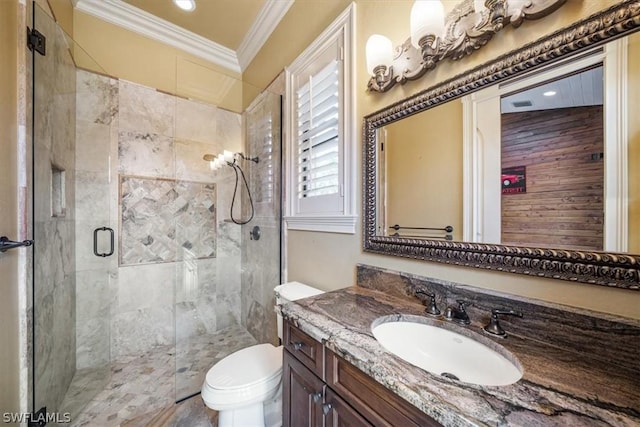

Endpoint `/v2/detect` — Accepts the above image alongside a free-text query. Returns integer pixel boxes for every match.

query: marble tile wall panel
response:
[33,8,77,413]
[111,305,175,359]
[176,257,216,303]
[175,139,221,182]
[119,176,216,265]
[175,257,218,333]
[175,97,217,144]
[118,80,175,137]
[356,264,640,372]
[116,263,175,313]
[118,131,175,179]
[241,92,282,344]
[76,70,118,125]
[75,69,117,374]
[216,108,243,153]
[80,262,113,367]
[216,222,241,329]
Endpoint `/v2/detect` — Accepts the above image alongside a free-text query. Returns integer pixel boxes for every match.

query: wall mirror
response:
[363,1,640,290]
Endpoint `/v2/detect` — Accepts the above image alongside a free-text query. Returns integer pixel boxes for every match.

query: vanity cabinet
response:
[283,319,441,427]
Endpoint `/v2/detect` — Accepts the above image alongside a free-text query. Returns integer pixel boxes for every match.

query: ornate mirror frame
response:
[363,0,640,291]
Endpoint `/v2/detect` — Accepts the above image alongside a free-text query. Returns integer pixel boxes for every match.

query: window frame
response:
[283,3,357,234]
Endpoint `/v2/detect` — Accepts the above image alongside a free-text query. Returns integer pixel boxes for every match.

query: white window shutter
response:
[296,60,340,200]
[284,4,357,234]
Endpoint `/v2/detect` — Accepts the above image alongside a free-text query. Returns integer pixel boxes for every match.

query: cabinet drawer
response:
[325,348,441,427]
[283,319,324,379]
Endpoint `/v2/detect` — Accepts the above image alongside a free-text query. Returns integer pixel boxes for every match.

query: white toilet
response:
[201,282,324,427]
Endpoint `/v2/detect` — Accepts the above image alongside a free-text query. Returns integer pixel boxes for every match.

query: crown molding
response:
[74,0,241,73]
[236,0,294,71]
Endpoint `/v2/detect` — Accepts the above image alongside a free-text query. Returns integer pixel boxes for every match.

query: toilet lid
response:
[205,343,282,390]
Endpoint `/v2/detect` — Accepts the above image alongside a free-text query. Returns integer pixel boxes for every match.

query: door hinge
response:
[27,27,46,56]
[28,407,47,427]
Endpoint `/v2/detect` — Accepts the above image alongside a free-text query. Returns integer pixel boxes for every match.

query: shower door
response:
[32,3,114,420]
[172,86,283,401]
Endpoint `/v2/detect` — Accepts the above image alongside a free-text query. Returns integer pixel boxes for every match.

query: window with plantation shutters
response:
[284,4,357,234]
[297,59,340,200]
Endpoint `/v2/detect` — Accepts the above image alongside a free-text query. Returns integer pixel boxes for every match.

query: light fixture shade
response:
[366,34,394,75]
[410,0,446,49]
[173,0,196,12]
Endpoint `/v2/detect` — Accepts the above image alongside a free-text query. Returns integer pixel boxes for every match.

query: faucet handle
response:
[444,299,471,325]
[483,309,523,337]
[415,290,441,316]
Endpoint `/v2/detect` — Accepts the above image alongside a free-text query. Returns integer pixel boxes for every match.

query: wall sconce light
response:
[365,0,566,93]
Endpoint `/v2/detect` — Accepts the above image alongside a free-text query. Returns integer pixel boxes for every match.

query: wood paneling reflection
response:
[501,106,604,250]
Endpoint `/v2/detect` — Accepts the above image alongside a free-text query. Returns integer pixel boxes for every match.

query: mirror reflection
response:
[377,32,639,255]
[500,66,603,251]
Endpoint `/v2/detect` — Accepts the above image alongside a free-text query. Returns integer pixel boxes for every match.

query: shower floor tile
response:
[59,325,258,426]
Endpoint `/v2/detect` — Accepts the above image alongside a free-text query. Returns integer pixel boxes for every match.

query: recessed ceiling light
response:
[173,0,196,12]
[543,90,557,97]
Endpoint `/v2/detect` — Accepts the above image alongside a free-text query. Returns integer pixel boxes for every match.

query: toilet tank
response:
[274,282,324,340]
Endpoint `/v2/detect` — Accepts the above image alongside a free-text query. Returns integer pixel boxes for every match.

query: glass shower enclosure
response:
[31,2,283,423]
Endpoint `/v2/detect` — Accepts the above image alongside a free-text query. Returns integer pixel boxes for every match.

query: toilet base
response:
[215,384,282,427]
[218,403,263,427]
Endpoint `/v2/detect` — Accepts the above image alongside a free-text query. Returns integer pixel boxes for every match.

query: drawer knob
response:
[292,341,304,351]
[322,403,333,415]
[312,392,322,403]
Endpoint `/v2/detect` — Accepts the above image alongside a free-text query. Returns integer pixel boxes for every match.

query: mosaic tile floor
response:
[58,325,258,426]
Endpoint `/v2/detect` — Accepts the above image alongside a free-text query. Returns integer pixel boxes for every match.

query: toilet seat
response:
[202,343,283,411]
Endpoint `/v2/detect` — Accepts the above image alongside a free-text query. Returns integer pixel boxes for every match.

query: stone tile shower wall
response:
[119,176,217,265]
[33,11,77,414]
[241,90,282,344]
[75,69,244,363]
[75,70,118,372]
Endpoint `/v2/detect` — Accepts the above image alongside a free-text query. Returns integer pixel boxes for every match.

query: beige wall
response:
[384,100,463,240]
[0,0,22,421]
[242,0,351,95]
[71,10,247,112]
[45,0,73,36]
[281,0,640,319]
[629,31,640,253]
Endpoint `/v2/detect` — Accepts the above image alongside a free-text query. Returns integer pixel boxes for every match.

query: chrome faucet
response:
[415,290,441,316]
[483,309,523,337]
[444,300,470,325]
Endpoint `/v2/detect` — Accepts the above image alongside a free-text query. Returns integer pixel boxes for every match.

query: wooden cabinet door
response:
[283,349,324,427]
[324,388,373,427]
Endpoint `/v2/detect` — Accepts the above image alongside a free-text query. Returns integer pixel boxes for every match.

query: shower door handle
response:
[93,227,114,257]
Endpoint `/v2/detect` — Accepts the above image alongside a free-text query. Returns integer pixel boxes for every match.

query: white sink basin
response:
[372,319,522,386]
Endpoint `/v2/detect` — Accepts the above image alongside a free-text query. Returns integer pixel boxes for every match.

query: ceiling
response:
[74,0,294,73]
[501,66,603,113]
[122,0,265,51]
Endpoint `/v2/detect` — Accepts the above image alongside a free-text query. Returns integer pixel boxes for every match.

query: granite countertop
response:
[280,286,640,427]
